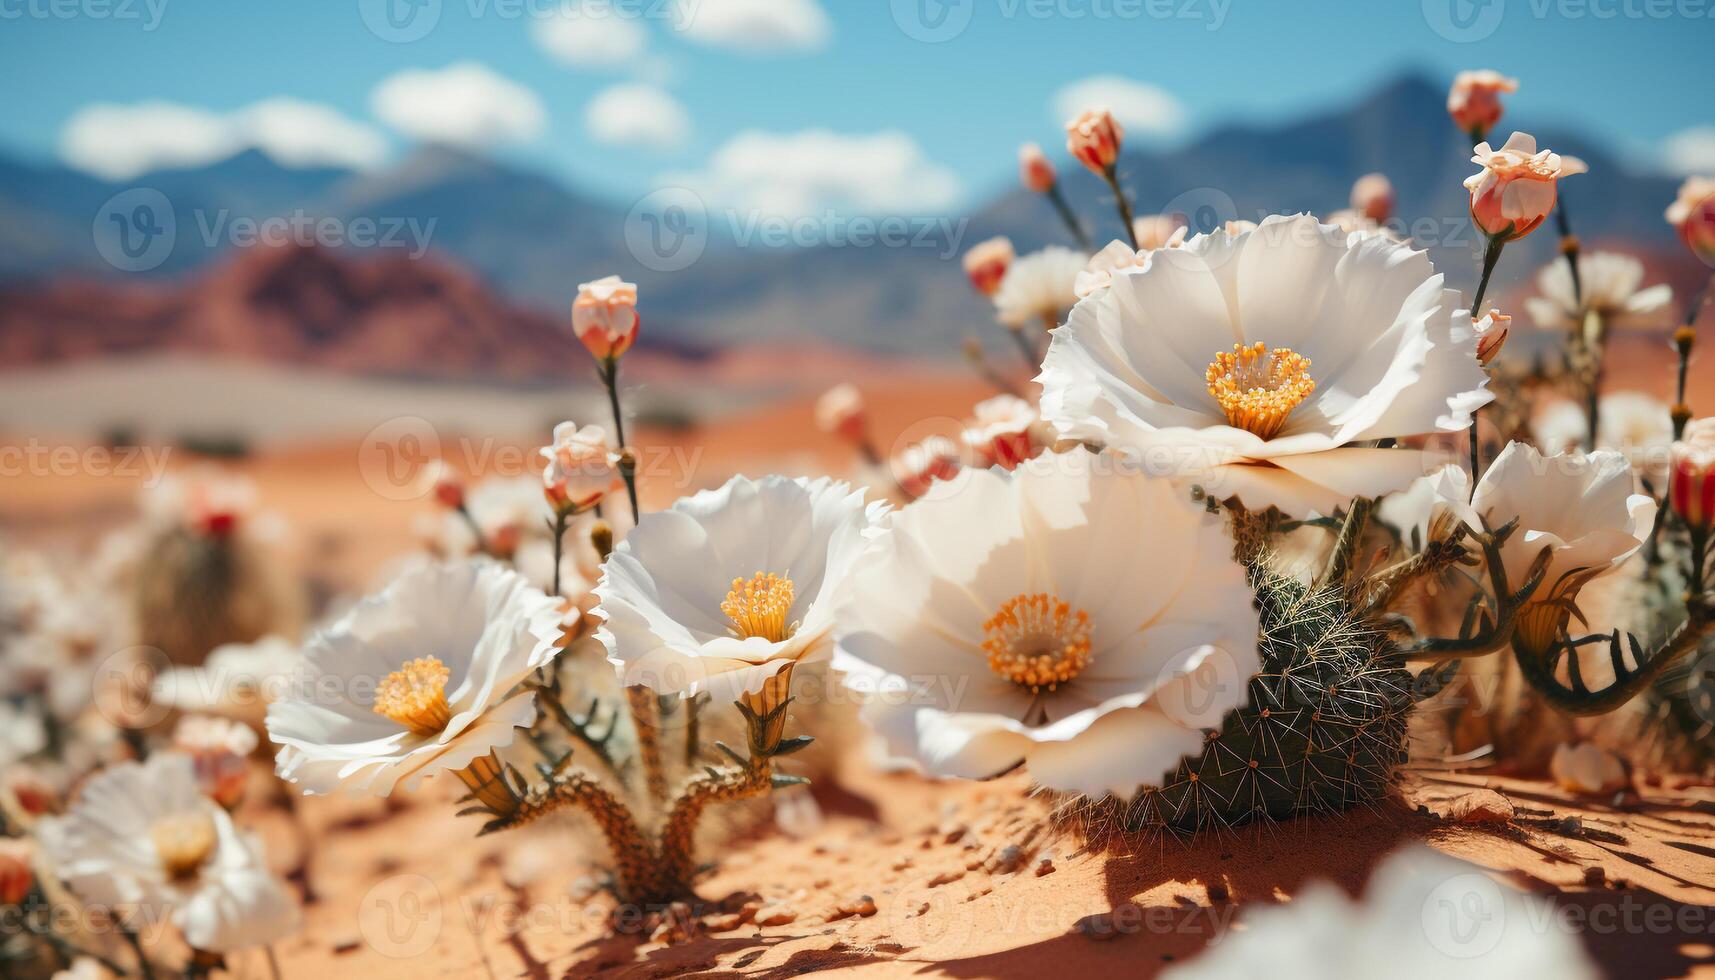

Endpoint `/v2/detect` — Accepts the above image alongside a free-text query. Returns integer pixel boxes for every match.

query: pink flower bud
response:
[1464,132,1585,241]
[1019,142,1057,194]
[2,766,55,819]
[1350,172,1396,224]
[0,839,33,906]
[961,237,1015,298]
[1473,308,1510,366]
[961,395,1045,470]
[892,436,963,499]
[1065,108,1123,175]
[1448,70,1517,139]
[540,422,622,515]
[1671,418,1715,533]
[1666,176,1715,267]
[173,715,257,810]
[815,384,867,444]
[572,275,640,360]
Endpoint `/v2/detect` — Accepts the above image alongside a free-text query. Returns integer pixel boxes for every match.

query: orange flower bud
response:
[1350,172,1395,224]
[1671,418,1715,533]
[1018,142,1057,194]
[961,237,1015,298]
[1666,176,1715,267]
[1464,133,1585,241]
[572,275,640,360]
[1448,70,1517,139]
[1065,108,1123,175]
[815,384,867,444]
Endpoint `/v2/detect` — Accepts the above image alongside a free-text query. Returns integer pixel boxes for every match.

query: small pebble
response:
[928,870,965,887]
[755,905,798,927]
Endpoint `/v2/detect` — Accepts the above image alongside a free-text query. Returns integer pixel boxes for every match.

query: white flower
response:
[174,715,259,808]
[1597,391,1674,482]
[159,635,300,725]
[834,448,1259,799]
[0,699,47,769]
[1162,846,1597,980]
[1377,463,1476,553]
[1531,399,1589,456]
[1549,742,1627,794]
[993,246,1088,329]
[540,422,623,514]
[599,476,882,703]
[37,754,298,954]
[1523,251,1673,335]
[1473,442,1655,651]
[1039,214,1491,515]
[266,562,563,796]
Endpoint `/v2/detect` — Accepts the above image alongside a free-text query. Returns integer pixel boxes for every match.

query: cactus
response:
[1073,573,1429,840]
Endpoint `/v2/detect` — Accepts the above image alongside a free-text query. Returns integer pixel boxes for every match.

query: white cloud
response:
[1663,126,1715,176]
[60,99,388,180]
[586,83,691,153]
[531,4,649,69]
[371,63,547,149]
[663,129,961,219]
[1051,75,1186,138]
[670,0,830,53]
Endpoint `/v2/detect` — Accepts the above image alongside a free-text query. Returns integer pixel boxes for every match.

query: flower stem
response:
[549,508,569,598]
[599,356,641,523]
[1103,166,1139,250]
[1469,233,1507,316]
[1555,196,1582,306]
[1011,324,1041,371]
[1045,182,1091,250]
[1674,271,1714,438]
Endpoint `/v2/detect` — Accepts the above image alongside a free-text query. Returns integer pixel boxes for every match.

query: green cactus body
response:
[1091,575,1419,836]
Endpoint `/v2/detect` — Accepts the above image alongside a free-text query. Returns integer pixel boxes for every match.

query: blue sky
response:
[1,0,1710,212]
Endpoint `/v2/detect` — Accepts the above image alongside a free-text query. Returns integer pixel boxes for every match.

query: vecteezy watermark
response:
[358,0,696,42]
[93,188,176,273]
[1422,0,1507,41]
[891,0,1230,41]
[0,0,168,29]
[360,874,444,958]
[1425,0,1715,42]
[625,187,709,273]
[357,416,709,502]
[624,186,968,272]
[93,190,437,273]
[0,440,172,486]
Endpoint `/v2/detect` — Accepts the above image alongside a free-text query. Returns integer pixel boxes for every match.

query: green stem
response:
[599,356,640,523]
[1469,233,1507,317]
[1045,182,1091,250]
[1103,166,1138,250]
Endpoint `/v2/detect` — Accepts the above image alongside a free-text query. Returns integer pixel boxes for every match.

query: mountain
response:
[0,72,1701,361]
[0,242,596,381]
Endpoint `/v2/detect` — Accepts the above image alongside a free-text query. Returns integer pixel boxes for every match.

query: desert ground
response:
[5,351,1715,978]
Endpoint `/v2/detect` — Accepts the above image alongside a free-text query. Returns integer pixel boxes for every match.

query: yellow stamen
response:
[982,593,1093,693]
[151,812,217,881]
[373,656,453,736]
[722,572,796,643]
[1206,342,1316,440]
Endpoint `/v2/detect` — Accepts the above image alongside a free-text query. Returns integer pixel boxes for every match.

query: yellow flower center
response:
[151,812,217,881]
[722,572,797,643]
[1206,342,1316,440]
[373,656,453,736]
[982,593,1093,693]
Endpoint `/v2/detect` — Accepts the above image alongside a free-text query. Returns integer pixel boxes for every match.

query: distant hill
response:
[0,72,1702,361]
